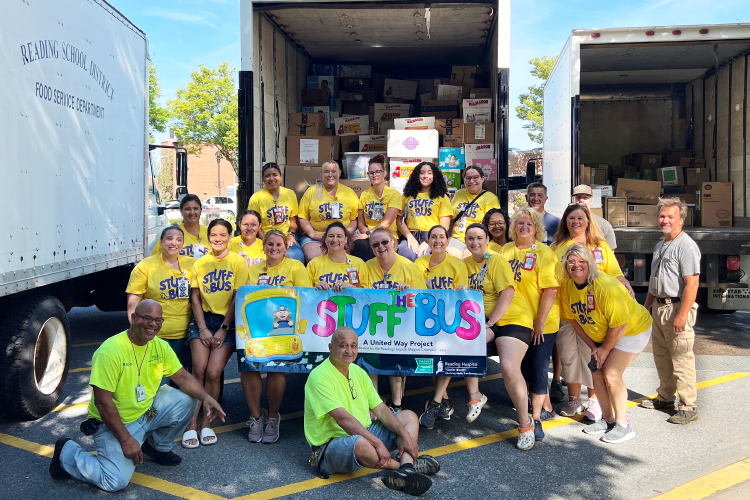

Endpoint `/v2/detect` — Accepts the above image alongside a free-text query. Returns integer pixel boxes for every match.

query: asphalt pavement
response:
[1,306,749,500]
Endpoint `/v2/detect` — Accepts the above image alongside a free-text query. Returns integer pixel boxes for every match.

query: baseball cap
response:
[572,185,593,197]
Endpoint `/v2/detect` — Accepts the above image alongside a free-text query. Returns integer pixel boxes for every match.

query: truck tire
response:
[0,295,70,420]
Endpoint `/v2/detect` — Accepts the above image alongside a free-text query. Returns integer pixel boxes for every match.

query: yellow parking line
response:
[69,367,91,373]
[130,473,227,500]
[651,458,750,500]
[52,402,89,413]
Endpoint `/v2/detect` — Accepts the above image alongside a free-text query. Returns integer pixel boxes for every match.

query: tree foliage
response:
[168,62,238,174]
[149,61,169,142]
[515,55,558,144]
[156,153,174,201]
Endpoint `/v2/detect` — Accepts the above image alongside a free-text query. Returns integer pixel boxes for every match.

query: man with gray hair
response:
[641,198,700,424]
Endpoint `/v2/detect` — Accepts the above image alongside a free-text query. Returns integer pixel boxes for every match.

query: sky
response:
[124,0,749,151]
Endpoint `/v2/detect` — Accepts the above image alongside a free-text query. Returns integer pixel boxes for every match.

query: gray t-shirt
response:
[648,232,701,298]
[593,214,617,250]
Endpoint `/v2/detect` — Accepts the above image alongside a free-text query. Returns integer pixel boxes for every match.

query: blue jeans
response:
[59,385,198,492]
[318,420,399,476]
[286,242,305,263]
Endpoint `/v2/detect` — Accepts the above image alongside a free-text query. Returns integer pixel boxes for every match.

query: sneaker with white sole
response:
[247,409,267,443]
[583,418,615,435]
[601,423,635,443]
[440,399,454,419]
[540,409,557,421]
[583,398,602,421]
[383,465,433,496]
[466,394,488,423]
[262,416,280,444]
[560,397,583,417]
[419,400,441,429]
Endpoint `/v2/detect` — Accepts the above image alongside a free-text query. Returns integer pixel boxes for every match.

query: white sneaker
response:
[583,398,603,421]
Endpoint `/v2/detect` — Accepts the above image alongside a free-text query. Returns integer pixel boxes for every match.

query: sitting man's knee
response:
[101,472,131,492]
[398,409,418,424]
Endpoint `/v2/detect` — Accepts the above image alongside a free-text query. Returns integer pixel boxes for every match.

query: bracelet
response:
[199,327,209,332]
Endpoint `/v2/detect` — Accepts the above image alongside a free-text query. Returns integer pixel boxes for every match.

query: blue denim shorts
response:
[318,420,398,476]
[297,234,320,248]
[187,311,235,346]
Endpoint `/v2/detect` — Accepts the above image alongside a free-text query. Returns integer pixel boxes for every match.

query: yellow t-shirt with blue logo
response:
[228,236,266,267]
[151,223,209,259]
[450,189,501,241]
[247,257,312,287]
[560,273,652,343]
[247,186,299,236]
[500,242,560,332]
[552,239,623,280]
[489,241,505,254]
[88,331,182,424]
[307,254,368,286]
[125,254,196,339]
[298,184,360,234]
[402,193,453,232]
[363,255,424,289]
[190,252,249,316]
[359,186,402,233]
[463,253,515,324]
[415,254,469,289]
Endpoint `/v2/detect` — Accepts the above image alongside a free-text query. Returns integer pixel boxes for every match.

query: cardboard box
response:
[421,100,459,119]
[469,88,492,99]
[685,167,710,186]
[340,78,370,91]
[463,122,494,144]
[306,76,335,95]
[684,207,694,227]
[387,129,440,158]
[377,120,395,135]
[339,179,371,197]
[663,149,693,166]
[288,113,329,136]
[299,107,331,128]
[627,204,659,227]
[435,84,463,101]
[671,193,697,205]
[342,101,369,115]
[340,135,360,156]
[465,143,494,166]
[339,89,377,106]
[591,167,608,185]
[284,165,322,200]
[438,147,465,170]
[679,157,706,169]
[474,158,497,181]
[593,184,614,198]
[287,136,338,166]
[684,185,698,194]
[302,89,331,106]
[591,208,603,218]
[450,66,484,87]
[581,165,591,185]
[591,188,603,209]
[313,64,337,77]
[442,169,462,194]
[338,65,371,78]
[373,103,412,122]
[633,154,662,170]
[462,99,492,123]
[358,134,387,152]
[436,118,463,139]
[604,197,627,227]
[343,152,378,180]
[641,168,654,181]
[384,78,418,100]
[394,117,436,130]
[701,182,733,227]
[657,166,684,187]
[334,115,370,136]
[616,178,661,205]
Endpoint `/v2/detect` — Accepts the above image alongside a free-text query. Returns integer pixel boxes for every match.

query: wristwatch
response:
[220,324,229,331]
[366,231,371,236]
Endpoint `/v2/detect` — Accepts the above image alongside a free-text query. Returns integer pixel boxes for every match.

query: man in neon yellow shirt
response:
[304,327,439,495]
[49,300,225,492]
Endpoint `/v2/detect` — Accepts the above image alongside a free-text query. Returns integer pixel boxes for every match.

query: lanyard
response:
[131,341,149,382]
[653,232,683,274]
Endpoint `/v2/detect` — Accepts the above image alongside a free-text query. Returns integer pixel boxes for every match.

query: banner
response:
[235,286,487,377]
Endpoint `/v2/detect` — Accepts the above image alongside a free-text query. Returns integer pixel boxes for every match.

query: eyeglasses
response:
[135,313,165,325]
[464,175,482,182]
[371,239,389,249]
[367,170,385,177]
[487,222,506,228]
[347,377,357,400]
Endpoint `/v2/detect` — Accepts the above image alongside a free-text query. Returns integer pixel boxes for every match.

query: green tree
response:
[156,153,174,201]
[168,62,238,174]
[149,61,169,142]
[515,55,558,144]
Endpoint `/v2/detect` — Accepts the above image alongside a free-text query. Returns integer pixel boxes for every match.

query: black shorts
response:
[495,324,532,346]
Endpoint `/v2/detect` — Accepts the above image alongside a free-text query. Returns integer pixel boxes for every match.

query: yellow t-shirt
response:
[125,254,196,340]
[247,257,312,287]
[151,224,209,259]
[500,242,560,332]
[450,189,501,241]
[88,331,182,424]
[402,193,452,232]
[228,236,266,267]
[298,184,359,234]
[489,241,505,254]
[415,254,469,290]
[553,239,623,279]
[247,186,299,236]
[464,253,515,324]
[190,252,249,316]
[560,273,652,343]
[363,255,424,289]
[359,186,401,233]
[307,254,368,286]
[304,359,383,446]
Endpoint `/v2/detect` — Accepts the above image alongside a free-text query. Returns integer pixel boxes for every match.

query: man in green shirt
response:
[49,300,225,492]
[304,327,440,496]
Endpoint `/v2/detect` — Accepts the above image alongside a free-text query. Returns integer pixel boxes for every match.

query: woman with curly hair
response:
[482,208,511,253]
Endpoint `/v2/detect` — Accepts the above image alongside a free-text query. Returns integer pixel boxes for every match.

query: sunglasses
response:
[371,239,390,249]
[347,377,357,400]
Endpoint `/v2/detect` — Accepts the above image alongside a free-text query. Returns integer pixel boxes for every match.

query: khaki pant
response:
[650,301,698,410]
[556,322,594,388]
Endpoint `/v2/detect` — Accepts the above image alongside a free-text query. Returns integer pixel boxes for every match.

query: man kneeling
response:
[304,327,439,496]
[49,300,226,492]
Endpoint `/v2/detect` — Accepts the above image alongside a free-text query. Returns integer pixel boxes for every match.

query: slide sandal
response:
[200,428,217,446]
[181,430,199,449]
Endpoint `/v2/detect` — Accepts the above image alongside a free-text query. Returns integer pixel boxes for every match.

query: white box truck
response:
[543,24,750,311]
[235,0,512,205]
[0,0,165,418]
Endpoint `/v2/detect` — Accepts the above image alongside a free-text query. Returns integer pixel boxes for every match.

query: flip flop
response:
[200,428,217,446]
[181,430,199,449]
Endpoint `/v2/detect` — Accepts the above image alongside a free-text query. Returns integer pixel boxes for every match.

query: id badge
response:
[136,384,146,402]
[522,254,537,271]
[372,202,384,221]
[272,207,285,224]
[377,282,391,289]
[457,217,466,233]
[587,291,596,312]
[258,274,270,286]
[331,203,342,219]
[193,244,207,259]
[347,268,360,285]
[176,277,190,299]
[650,276,658,292]
[593,248,604,264]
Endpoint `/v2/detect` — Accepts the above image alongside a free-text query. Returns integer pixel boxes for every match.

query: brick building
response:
[160,138,237,200]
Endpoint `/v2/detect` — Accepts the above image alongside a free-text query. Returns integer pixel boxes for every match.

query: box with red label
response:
[394,117,436,130]
[462,99,492,123]
[334,115,370,136]
[358,135,387,152]
[474,158,497,181]
[373,103,412,122]
[463,122,494,144]
[387,130,440,158]
[464,143,495,166]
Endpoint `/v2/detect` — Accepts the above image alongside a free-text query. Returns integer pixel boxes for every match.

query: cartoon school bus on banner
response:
[236,288,307,362]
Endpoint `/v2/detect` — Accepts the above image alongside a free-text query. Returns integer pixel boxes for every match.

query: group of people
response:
[49,159,701,497]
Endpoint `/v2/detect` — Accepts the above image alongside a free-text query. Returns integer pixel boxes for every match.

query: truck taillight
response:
[727,256,740,271]
[699,29,709,34]
[591,33,600,38]
[645,31,655,36]
[672,30,681,35]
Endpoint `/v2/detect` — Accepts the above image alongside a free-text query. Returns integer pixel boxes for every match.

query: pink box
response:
[473,158,497,181]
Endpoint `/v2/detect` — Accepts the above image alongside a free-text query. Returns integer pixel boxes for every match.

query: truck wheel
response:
[0,296,70,420]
